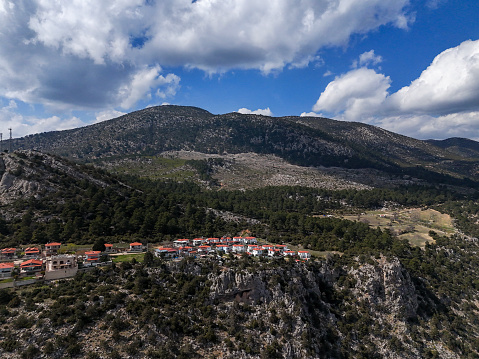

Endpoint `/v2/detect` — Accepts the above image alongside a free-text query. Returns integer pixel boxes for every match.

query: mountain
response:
[14,105,479,187]
[426,137,479,159]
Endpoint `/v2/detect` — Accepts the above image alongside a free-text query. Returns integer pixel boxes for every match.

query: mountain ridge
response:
[14,105,479,186]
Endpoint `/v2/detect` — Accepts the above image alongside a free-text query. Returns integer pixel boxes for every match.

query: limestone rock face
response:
[348,256,418,319]
[0,150,108,206]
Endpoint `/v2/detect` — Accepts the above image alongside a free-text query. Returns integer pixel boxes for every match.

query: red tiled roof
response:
[21,259,43,267]
[157,247,177,252]
[104,244,113,247]
[85,251,101,255]
[45,242,61,247]
[298,251,310,253]
[1,248,16,253]
[130,242,142,246]
[0,263,14,269]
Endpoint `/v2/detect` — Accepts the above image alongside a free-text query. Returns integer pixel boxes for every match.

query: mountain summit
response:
[15,105,479,187]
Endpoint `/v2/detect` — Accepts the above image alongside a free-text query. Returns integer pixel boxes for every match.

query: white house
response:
[251,247,264,257]
[197,245,212,254]
[298,251,311,260]
[173,239,190,248]
[232,244,245,253]
[268,248,282,257]
[155,247,178,258]
[192,238,204,246]
[215,245,231,253]
[129,242,143,252]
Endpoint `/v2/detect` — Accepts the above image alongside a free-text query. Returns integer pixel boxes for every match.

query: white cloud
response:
[300,112,323,117]
[95,110,126,124]
[0,102,85,137]
[237,107,274,116]
[311,40,479,139]
[118,65,180,109]
[313,68,391,119]
[0,0,412,134]
[387,39,479,116]
[359,50,383,67]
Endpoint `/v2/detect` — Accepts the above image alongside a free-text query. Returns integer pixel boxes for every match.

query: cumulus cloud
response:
[300,112,323,117]
[118,66,180,109]
[237,107,274,116]
[0,101,86,137]
[311,40,479,139]
[313,68,391,119]
[95,110,126,124]
[0,0,411,111]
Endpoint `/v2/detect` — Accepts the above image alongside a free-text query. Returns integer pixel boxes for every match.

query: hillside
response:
[427,137,479,159]
[14,105,479,188]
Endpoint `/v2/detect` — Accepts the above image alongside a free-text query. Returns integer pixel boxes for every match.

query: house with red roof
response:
[0,262,14,278]
[20,259,43,274]
[283,250,296,257]
[192,238,204,246]
[24,247,41,258]
[45,242,61,256]
[268,248,282,257]
[0,248,16,259]
[244,237,257,244]
[155,247,178,258]
[173,239,190,248]
[251,247,264,257]
[197,245,212,254]
[129,242,144,252]
[104,244,114,253]
[274,244,289,252]
[85,251,101,264]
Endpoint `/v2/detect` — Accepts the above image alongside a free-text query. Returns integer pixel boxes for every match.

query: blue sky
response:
[0,0,478,140]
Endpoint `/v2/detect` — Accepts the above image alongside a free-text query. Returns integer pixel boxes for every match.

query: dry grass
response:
[343,208,456,248]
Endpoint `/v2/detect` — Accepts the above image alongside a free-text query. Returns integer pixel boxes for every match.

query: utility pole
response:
[8,128,12,153]
[0,133,2,152]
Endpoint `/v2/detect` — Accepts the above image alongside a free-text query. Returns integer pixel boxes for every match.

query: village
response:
[0,237,312,288]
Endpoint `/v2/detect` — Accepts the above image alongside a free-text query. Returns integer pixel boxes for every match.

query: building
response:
[45,242,61,256]
[0,262,14,278]
[104,244,114,253]
[154,247,178,258]
[173,239,190,248]
[20,259,43,274]
[45,255,78,280]
[0,248,16,259]
[215,245,231,253]
[192,238,204,246]
[232,244,245,253]
[298,251,311,260]
[197,245,212,254]
[283,250,296,257]
[251,247,264,257]
[85,251,101,264]
[129,242,143,252]
[24,247,41,258]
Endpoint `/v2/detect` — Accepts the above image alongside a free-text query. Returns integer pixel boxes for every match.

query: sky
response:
[0,0,478,140]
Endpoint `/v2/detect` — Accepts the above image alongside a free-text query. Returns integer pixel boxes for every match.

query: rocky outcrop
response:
[348,256,418,319]
[0,151,109,206]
